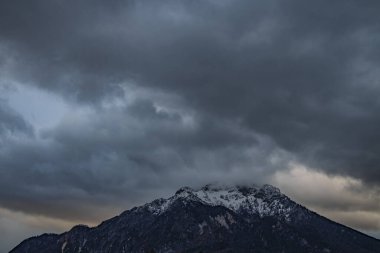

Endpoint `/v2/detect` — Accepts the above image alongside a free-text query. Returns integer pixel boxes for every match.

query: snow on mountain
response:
[143,184,297,221]
[11,183,380,253]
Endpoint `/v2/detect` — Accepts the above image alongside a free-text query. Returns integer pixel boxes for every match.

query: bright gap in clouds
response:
[272,164,380,238]
[0,207,80,252]
[3,83,70,131]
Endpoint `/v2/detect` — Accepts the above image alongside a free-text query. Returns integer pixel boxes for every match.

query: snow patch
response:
[61,241,67,253]
[214,215,229,229]
[143,184,295,220]
[198,221,208,235]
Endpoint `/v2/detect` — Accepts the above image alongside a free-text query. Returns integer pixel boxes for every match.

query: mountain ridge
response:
[10,184,380,253]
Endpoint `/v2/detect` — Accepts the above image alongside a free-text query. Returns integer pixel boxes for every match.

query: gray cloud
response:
[0,90,287,222]
[0,105,28,136]
[1,0,380,185]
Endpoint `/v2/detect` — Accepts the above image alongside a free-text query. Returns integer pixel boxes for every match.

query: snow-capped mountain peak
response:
[12,183,380,253]
[144,184,294,219]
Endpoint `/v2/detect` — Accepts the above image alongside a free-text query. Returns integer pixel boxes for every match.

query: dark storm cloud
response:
[0,95,284,221]
[1,0,380,220]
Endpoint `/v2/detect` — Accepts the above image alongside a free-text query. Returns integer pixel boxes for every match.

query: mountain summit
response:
[10,184,380,253]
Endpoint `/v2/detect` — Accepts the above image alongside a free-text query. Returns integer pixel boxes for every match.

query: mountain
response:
[10,184,380,253]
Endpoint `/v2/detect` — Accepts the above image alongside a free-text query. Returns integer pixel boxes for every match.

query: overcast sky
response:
[1,0,380,251]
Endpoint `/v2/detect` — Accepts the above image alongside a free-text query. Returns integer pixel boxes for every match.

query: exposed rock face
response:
[10,184,380,253]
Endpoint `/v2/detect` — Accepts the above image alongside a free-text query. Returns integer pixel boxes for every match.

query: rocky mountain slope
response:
[10,184,380,253]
